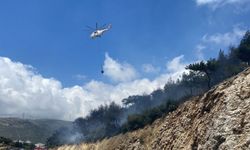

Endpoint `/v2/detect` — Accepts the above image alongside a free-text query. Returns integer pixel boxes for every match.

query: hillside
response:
[0,118,71,143]
[55,67,250,150]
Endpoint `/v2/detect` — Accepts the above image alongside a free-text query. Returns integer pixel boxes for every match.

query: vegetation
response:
[0,118,71,143]
[47,102,123,146]
[47,30,250,147]
[0,136,35,150]
[186,59,217,89]
[0,136,12,145]
[121,99,180,132]
[237,31,250,64]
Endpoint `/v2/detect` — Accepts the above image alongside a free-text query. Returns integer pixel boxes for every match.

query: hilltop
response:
[55,67,250,149]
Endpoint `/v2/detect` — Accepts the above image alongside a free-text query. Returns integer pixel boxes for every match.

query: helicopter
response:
[86,23,112,39]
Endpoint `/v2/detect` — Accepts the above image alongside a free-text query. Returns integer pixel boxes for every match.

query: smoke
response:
[65,132,84,144]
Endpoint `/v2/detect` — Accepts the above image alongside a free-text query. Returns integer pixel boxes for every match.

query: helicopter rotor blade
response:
[96,22,98,30]
[85,25,94,30]
[83,29,92,32]
[100,24,107,29]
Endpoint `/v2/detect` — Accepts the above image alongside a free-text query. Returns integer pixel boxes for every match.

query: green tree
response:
[217,49,227,63]
[185,59,218,89]
[237,30,250,64]
[181,71,207,95]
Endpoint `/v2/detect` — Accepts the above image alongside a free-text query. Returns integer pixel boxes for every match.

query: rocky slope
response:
[55,68,250,150]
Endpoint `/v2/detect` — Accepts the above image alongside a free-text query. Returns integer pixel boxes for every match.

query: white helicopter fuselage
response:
[90,24,111,39]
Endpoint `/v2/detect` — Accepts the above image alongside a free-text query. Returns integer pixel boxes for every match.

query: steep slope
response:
[0,118,71,143]
[55,68,250,150]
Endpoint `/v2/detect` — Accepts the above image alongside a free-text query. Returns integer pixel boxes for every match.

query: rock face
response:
[55,68,250,150]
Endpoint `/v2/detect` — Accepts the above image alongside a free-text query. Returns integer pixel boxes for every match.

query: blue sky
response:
[0,0,249,120]
[0,0,249,86]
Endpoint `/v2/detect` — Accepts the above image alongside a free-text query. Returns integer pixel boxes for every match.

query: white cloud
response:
[166,55,187,73]
[103,53,138,82]
[195,0,249,8]
[142,64,160,73]
[195,44,206,60]
[0,55,189,121]
[73,74,87,81]
[202,26,246,46]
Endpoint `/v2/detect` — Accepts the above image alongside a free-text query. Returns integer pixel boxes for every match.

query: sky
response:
[0,0,249,120]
